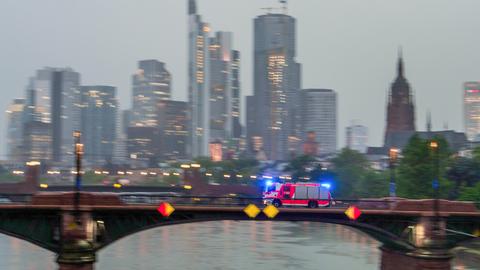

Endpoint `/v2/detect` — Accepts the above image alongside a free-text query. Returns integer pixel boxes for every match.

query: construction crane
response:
[261,0,288,14]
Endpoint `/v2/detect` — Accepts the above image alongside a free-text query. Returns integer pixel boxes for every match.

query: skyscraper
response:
[188,0,211,157]
[23,67,81,165]
[209,32,242,147]
[127,126,159,168]
[464,82,480,141]
[300,89,337,155]
[385,53,415,146]
[23,121,52,163]
[346,123,368,154]
[51,69,81,164]
[131,60,171,127]
[248,12,301,160]
[6,98,26,162]
[231,50,241,139]
[79,86,118,165]
[126,60,171,166]
[157,100,189,161]
[188,0,241,158]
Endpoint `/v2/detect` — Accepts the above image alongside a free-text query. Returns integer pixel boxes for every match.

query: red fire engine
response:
[263,182,332,208]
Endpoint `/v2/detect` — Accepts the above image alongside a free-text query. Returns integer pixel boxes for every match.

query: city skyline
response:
[1,0,479,156]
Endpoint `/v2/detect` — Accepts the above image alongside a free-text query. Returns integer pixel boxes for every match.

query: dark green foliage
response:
[446,157,480,198]
[283,155,316,181]
[396,134,452,199]
[458,182,480,203]
[330,148,388,198]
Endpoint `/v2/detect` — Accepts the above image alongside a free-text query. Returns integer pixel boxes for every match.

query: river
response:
[0,221,477,269]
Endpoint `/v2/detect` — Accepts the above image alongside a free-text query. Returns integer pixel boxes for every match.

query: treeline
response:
[286,134,480,201]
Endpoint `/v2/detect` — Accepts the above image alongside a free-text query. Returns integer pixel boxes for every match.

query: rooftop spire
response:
[188,0,196,15]
[397,47,404,77]
[426,110,432,132]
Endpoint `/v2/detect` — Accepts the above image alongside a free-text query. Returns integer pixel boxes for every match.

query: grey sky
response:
[1,0,480,156]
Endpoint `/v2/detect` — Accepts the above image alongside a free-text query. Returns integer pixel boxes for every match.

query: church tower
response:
[385,51,416,144]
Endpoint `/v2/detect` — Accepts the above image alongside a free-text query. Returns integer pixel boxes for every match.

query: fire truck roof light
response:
[321,183,331,189]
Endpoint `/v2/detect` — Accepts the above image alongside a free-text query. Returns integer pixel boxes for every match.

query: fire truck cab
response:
[263,182,331,208]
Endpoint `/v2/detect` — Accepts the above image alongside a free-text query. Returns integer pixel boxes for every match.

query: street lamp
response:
[429,140,441,236]
[389,148,399,197]
[73,131,83,223]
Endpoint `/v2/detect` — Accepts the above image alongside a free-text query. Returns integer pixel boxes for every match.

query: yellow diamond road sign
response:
[263,205,279,219]
[244,204,261,218]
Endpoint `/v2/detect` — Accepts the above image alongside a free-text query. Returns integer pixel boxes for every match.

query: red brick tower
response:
[385,50,416,143]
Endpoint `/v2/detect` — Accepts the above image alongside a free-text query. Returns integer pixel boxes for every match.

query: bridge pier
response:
[381,215,453,270]
[380,247,452,270]
[57,211,96,270]
[58,262,94,270]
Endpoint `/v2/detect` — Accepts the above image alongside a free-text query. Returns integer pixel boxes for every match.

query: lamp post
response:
[389,148,399,197]
[73,131,83,223]
[429,140,440,236]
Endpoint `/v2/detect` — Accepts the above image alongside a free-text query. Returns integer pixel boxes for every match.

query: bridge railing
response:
[119,194,264,206]
[118,194,407,209]
[0,194,33,204]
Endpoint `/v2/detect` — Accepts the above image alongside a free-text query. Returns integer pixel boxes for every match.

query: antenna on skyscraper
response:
[261,0,288,14]
[279,0,288,14]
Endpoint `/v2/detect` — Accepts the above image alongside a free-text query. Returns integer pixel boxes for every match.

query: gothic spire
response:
[188,0,196,15]
[397,47,404,78]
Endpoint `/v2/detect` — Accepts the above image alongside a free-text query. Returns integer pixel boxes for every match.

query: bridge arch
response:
[94,212,416,253]
[0,209,60,252]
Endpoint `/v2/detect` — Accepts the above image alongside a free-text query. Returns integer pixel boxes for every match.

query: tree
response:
[330,148,371,198]
[397,134,453,199]
[355,170,389,198]
[283,155,315,181]
[458,181,480,207]
[446,157,480,198]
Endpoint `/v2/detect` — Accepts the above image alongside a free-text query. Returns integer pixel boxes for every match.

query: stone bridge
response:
[0,192,478,270]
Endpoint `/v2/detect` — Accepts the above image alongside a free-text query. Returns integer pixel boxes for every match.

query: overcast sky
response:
[1,0,480,156]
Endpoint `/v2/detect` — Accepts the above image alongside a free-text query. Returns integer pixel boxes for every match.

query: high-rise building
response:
[300,89,337,155]
[231,50,242,139]
[464,82,480,141]
[385,53,415,146]
[188,0,211,157]
[127,60,171,164]
[79,86,118,165]
[346,123,368,154]
[114,109,132,165]
[127,126,159,168]
[208,32,242,159]
[6,98,26,162]
[51,69,81,164]
[131,60,171,127]
[121,110,132,134]
[188,1,241,158]
[303,131,319,156]
[248,12,301,160]
[23,121,52,163]
[209,32,241,142]
[23,67,81,165]
[157,100,189,161]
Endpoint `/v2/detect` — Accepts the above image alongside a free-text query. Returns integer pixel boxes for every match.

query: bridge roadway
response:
[0,192,479,270]
[2,203,480,217]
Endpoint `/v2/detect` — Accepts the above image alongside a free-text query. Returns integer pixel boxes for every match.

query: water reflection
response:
[99,221,380,270]
[0,222,477,269]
